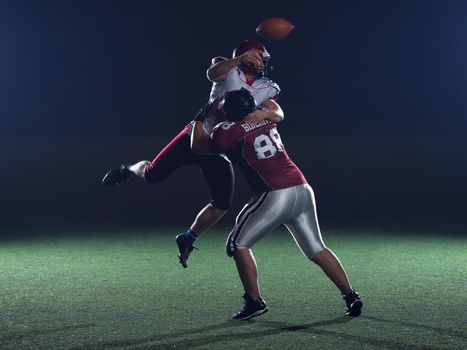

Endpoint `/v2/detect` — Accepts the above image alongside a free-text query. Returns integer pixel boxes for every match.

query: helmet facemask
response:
[251,51,271,78]
[233,40,273,78]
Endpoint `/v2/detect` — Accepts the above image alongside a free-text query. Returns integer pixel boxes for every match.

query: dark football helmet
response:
[232,40,272,78]
[220,88,257,121]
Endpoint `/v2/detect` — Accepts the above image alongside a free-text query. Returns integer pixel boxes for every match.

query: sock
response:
[184,229,199,244]
[129,161,150,179]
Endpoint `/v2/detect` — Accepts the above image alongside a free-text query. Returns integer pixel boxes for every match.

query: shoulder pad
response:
[261,77,281,93]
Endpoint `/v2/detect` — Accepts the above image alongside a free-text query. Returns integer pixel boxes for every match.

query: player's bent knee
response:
[227,246,249,258]
[226,246,233,257]
[307,245,327,261]
[226,240,249,258]
[226,242,235,257]
[232,247,250,259]
[210,198,232,211]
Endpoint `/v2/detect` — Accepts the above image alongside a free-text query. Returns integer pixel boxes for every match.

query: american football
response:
[256,17,294,40]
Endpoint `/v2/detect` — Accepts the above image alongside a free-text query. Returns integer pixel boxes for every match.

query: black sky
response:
[1,0,467,139]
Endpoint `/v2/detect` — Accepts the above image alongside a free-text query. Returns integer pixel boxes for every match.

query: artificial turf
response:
[0,226,465,349]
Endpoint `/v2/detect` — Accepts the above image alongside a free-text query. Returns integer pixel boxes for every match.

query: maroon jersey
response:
[211,120,307,194]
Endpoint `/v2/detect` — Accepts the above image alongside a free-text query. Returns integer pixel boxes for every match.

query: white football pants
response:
[226,184,326,259]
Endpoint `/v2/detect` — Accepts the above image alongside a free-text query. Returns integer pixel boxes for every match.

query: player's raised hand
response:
[245,109,269,123]
[239,49,264,68]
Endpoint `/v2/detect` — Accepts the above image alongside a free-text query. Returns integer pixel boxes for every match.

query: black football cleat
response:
[343,290,363,317]
[175,233,197,268]
[232,294,268,320]
[102,165,133,186]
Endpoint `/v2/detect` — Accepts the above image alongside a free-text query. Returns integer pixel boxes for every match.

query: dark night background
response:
[0,0,466,233]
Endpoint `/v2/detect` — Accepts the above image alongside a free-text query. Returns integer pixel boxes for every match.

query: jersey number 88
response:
[253,128,284,159]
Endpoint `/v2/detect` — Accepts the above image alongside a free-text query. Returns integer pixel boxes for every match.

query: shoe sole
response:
[102,173,118,186]
[346,300,363,317]
[178,254,188,268]
[233,307,268,321]
[102,170,125,186]
[176,236,193,269]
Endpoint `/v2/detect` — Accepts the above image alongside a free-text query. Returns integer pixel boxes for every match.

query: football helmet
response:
[220,88,257,121]
[232,40,272,78]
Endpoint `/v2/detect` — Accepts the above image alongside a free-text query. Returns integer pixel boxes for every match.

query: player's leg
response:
[189,204,227,237]
[284,184,363,316]
[102,124,194,186]
[191,154,234,234]
[283,193,352,294]
[176,154,234,268]
[233,249,260,300]
[231,248,268,320]
[227,190,292,320]
[311,250,352,294]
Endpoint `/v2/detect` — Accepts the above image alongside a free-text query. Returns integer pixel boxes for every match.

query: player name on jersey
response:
[241,119,272,132]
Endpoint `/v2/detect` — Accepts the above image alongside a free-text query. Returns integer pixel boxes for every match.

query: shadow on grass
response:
[68,320,253,350]
[69,315,453,350]
[145,316,443,350]
[0,323,97,341]
[361,315,466,339]
[69,316,357,350]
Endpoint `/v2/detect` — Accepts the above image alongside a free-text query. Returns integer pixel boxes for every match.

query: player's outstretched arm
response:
[191,121,214,155]
[244,98,284,124]
[207,49,264,82]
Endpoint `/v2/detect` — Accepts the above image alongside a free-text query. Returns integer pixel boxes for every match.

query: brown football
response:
[256,17,294,40]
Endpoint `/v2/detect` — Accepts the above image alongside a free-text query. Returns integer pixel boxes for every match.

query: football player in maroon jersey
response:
[101,41,284,269]
[206,89,363,320]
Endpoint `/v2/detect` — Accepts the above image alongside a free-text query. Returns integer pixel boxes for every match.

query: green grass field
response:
[0,226,466,350]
